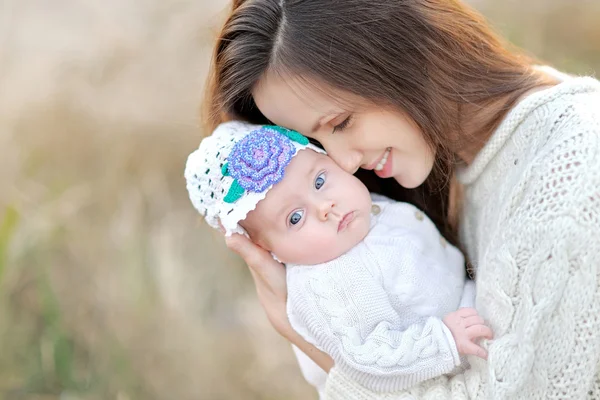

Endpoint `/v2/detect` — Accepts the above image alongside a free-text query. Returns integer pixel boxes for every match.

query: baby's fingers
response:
[455,307,479,318]
[459,340,488,360]
[462,315,485,328]
[466,324,493,341]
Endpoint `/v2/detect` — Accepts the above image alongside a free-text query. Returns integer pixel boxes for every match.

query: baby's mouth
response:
[338,211,355,233]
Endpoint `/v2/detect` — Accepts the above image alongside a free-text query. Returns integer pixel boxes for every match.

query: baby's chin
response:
[275,251,342,265]
[274,231,369,265]
[276,247,353,265]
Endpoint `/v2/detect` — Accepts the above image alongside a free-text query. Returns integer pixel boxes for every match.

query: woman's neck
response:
[456,74,559,166]
[446,72,559,244]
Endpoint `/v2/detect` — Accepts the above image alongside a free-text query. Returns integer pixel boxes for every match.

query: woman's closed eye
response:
[332,114,353,133]
[315,172,326,190]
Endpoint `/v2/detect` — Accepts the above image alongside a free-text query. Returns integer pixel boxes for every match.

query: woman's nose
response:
[318,200,336,221]
[325,147,363,174]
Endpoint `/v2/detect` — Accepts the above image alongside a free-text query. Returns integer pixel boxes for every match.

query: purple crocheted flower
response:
[228,127,296,193]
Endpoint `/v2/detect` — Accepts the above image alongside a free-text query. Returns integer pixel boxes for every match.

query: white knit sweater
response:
[287,198,475,394]
[323,76,600,399]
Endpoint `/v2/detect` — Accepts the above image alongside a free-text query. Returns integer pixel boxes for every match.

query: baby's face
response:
[243,149,372,264]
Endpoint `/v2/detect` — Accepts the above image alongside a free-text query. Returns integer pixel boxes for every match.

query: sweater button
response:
[371,204,381,215]
[415,211,424,221]
[440,237,447,248]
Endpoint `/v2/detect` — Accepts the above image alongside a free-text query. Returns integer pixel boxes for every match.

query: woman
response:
[204,0,600,398]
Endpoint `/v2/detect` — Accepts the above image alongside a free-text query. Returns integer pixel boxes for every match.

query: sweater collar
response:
[456,76,600,186]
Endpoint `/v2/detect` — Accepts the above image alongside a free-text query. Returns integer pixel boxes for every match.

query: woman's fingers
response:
[226,234,269,268]
[224,233,251,257]
[222,234,291,337]
[466,324,493,341]
[225,233,287,297]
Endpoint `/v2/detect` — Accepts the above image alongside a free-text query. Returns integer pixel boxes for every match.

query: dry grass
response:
[0,1,314,399]
[0,0,597,399]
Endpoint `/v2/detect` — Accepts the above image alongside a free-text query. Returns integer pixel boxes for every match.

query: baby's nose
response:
[318,200,336,221]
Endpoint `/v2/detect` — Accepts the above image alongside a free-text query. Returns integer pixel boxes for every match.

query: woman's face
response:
[252,73,436,188]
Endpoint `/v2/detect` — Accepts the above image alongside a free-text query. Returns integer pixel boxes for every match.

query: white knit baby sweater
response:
[323,76,600,399]
[287,198,474,394]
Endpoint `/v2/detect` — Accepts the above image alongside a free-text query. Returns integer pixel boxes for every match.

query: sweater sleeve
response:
[469,128,600,399]
[324,98,600,400]
[458,280,476,309]
[287,244,461,393]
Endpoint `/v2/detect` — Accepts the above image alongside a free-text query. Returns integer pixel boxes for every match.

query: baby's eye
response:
[289,210,304,225]
[315,172,326,190]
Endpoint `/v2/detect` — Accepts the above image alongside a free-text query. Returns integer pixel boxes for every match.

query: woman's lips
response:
[364,148,392,171]
[374,149,393,178]
[338,211,355,232]
[375,148,391,171]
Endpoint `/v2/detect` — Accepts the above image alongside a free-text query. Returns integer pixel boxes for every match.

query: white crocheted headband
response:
[185,121,325,236]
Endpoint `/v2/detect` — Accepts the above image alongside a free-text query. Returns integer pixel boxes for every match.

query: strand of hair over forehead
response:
[269,0,328,104]
[264,0,384,113]
[272,0,287,67]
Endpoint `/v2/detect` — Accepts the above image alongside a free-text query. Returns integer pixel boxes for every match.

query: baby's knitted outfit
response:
[287,195,475,395]
[323,76,600,399]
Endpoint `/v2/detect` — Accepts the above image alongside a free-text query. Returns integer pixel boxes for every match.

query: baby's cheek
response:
[310,234,342,260]
[285,233,332,264]
[273,237,316,264]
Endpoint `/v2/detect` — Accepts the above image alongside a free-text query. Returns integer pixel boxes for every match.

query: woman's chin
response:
[392,164,434,189]
[393,174,425,189]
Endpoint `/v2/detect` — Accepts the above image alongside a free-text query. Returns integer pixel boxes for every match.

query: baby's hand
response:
[443,308,493,360]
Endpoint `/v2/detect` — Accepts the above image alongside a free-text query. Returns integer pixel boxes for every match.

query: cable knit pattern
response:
[323,76,600,399]
[287,199,470,393]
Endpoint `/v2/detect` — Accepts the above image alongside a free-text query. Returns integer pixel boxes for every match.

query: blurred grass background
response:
[0,0,598,399]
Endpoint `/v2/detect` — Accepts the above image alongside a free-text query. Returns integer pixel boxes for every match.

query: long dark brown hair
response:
[203,0,554,246]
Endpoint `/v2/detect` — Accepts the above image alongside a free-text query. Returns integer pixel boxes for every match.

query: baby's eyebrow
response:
[274,193,297,224]
[274,203,288,223]
[274,164,316,225]
[306,163,319,183]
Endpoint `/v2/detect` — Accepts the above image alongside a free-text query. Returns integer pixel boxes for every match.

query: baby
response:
[185,121,490,397]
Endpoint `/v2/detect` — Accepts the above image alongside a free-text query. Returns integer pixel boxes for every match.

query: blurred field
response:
[0,0,598,399]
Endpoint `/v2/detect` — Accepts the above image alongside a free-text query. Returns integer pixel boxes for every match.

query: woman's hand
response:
[225,233,291,336]
[225,233,334,372]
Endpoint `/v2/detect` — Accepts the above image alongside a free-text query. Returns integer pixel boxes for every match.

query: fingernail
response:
[225,236,239,251]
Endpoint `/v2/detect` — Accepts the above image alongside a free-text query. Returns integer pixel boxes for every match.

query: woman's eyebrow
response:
[309,112,339,135]
[309,117,324,135]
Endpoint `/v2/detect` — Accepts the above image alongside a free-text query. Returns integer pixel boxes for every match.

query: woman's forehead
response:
[253,72,344,132]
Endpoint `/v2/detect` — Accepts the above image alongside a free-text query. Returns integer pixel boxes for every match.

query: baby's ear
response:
[239,221,266,249]
[250,235,270,252]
